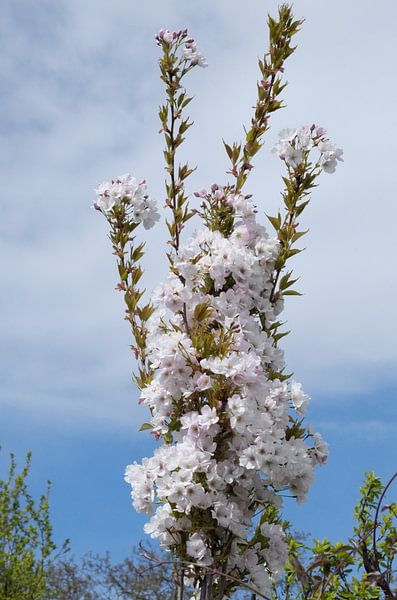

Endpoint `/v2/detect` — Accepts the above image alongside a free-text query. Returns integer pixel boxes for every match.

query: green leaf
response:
[279,271,299,291]
[295,199,310,217]
[273,330,290,342]
[266,213,281,231]
[194,302,213,323]
[179,119,192,135]
[118,264,128,281]
[223,140,233,160]
[137,304,156,322]
[286,248,303,259]
[182,97,193,109]
[163,431,173,444]
[292,229,308,242]
[139,423,153,432]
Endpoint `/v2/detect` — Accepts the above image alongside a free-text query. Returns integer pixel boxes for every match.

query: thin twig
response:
[372,470,397,572]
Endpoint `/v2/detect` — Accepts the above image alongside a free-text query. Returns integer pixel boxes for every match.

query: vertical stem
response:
[206,574,213,600]
[200,575,208,600]
[269,172,302,305]
[167,73,180,253]
[176,566,184,600]
[217,561,227,600]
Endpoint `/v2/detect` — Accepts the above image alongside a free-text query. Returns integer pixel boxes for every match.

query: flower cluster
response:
[124,184,329,597]
[156,28,207,68]
[273,125,343,173]
[183,38,208,68]
[94,174,159,229]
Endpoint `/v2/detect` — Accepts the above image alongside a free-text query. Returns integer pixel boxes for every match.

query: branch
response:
[224,4,303,193]
[158,32,197,257]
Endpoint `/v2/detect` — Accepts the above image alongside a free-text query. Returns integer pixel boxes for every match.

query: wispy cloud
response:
[1,0,397,426]
[318,419,397,443]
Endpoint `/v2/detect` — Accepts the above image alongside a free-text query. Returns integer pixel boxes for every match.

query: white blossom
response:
[273,125,343,174]
[183,40,208,68]
[187,533,212,565]
[291,381,309,415]
[94,174,160,229]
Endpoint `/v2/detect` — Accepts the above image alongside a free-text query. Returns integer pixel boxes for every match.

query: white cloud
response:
[1,0,396,427]
[318,418,397,443]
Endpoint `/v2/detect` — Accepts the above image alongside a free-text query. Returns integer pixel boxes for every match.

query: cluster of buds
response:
[155,28,188,45]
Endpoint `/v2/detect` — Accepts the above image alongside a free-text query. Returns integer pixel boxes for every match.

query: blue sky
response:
[1,0,396,560]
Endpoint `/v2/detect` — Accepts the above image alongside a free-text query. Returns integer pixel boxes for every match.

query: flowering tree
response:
[93,5,343,599]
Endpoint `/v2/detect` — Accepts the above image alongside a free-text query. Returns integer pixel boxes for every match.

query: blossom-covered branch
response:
[269,126,343,304]
[94,175,159,387]
[261,126,343,378]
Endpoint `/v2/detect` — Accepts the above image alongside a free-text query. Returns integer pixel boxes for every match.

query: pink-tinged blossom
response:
[156,29,175,44]
[187,533,212,565]
[291,381,309,415]
[273,125,343,174]
[155,28,187,45]
[183,40,208,68]
[260,522,289,577]
[94,174,160,229]
[318,140,344,173]
[311,432,329,465]
[195,372,212,390]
